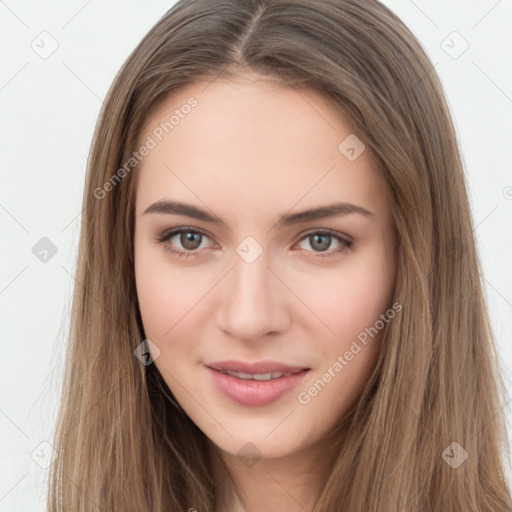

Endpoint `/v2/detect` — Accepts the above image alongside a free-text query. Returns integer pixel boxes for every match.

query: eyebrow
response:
[143,200,375,228]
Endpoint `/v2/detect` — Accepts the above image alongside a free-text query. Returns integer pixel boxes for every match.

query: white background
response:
[0,1,511,509]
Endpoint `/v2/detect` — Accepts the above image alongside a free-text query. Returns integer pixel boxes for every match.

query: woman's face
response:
[133,73,396,460]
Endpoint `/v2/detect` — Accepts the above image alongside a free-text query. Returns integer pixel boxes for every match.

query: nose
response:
[216,247,291,344]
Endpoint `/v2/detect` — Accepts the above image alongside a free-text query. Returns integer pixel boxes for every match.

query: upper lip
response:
[206,360,309,374]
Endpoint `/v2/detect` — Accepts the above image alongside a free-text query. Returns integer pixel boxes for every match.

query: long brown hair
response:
[47,0,512,510]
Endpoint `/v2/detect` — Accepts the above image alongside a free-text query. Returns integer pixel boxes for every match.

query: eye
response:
[295,230,352,257]
[155,227,214,258]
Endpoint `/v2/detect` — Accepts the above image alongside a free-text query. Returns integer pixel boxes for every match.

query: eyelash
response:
[155,227,352,259]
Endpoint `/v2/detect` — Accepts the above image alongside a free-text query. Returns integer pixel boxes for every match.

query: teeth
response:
[221,370,293,380]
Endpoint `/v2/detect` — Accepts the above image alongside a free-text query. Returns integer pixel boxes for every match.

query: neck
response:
[210,433,339,512]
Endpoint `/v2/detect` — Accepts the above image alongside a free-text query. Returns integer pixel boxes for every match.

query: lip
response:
[206,359,309,374]
[205,360,310,407]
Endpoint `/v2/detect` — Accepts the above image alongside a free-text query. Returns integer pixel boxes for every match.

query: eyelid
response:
[298,227,352,244]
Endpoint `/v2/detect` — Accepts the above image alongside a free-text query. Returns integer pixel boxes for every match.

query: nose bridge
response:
[218,244,287,342]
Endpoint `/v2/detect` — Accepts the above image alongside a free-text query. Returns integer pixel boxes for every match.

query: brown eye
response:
[156,228,213,258]
[296,230,352,257]
[309,233,331,252]
[179,231,202,250]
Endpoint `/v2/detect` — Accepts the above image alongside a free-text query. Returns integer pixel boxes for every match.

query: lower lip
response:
[206,366,310,406]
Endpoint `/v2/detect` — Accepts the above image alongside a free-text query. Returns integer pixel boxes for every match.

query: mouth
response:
[205,360,310,406]
[206,359,309,375]
[213,368,301,381]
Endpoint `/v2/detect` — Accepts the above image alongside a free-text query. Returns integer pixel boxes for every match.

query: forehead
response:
[133,74,387,224]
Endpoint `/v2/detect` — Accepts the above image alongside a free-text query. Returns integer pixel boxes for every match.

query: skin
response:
[133,72,397,512]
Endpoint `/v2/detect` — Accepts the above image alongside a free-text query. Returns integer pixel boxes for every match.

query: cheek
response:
[134,229,208,330]
[296,269,393,415]
[302,254,394,342]
[135,240,187,341]
[135,264,203,342]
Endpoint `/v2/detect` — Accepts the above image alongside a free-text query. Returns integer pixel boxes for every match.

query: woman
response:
[47,0,512,510]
